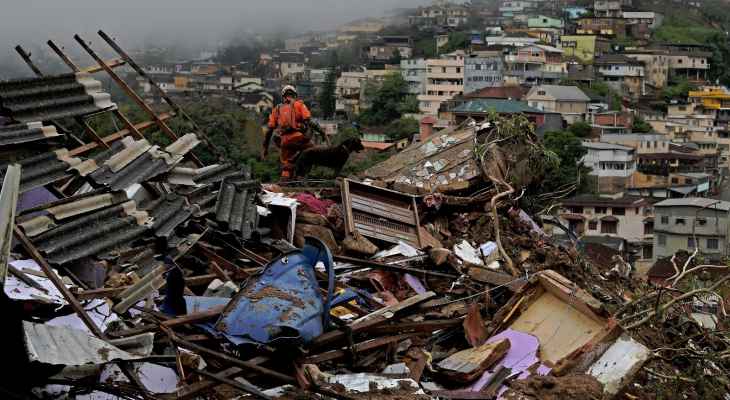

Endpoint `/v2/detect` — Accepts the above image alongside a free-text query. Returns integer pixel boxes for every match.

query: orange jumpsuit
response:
[267,100,314,178]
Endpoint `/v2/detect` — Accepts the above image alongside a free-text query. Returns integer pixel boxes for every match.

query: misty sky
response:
[0,0,431,66]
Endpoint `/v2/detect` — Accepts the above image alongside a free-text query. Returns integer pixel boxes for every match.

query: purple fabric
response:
[466,329,551,397]
[17,187,58,213]
[404,273,427,294]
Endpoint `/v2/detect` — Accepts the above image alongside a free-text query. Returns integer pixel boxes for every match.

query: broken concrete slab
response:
[587,335,651,395]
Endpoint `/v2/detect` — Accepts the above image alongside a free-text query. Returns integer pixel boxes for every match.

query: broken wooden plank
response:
[335,255,459,279]
[311,291,436,348]
[171,336,294,384]
[304,333,422,364]
[161,305,226,328]
[467,267,525,291]
[436,339,510,383]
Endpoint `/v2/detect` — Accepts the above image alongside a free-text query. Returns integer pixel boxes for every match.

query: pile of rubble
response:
[1,76,729,400]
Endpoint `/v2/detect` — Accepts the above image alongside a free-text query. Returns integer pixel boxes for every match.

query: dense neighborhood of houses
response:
[127,0,730,271]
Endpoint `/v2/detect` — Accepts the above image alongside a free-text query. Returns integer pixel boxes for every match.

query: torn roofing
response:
[167,163,246,187]
[194,163,250,185]
[0,149,81,193]
[18,193,150,265]
[76,133,201,191]
[23,321,139,366]
[0,73,116,123]
[0,121,62,147]
[363,127,479,192]
[145,194,196,239]
[215,178,259,239]
[17,190,199,264]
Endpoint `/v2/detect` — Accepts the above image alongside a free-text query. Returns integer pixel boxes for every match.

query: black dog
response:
[295,137,365,178]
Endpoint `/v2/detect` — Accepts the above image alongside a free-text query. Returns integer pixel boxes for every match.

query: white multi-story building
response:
[417,51,465,115]
[401,58,428,95]
[464,55,504,93]
[336,71,367,116]
[582,141,637,193]
[557,194,655,266]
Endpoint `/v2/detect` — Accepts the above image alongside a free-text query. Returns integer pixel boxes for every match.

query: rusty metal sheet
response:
[341,179,423,248]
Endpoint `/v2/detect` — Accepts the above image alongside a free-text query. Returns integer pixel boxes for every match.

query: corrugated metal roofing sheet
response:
[23,321,139,366]
[0,72,116,123]
[146,194,196,238]
[18,190,201,264]
[194,163,248,185]
[215,178,259,239]
[18,193,151,265]
[0,121,61,147]
[75,133,201,191]
[0,149,81,193]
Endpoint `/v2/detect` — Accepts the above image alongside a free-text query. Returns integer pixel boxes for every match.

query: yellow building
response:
[174,76,189,90]
[559,35,597,64]
[689,87,730,110]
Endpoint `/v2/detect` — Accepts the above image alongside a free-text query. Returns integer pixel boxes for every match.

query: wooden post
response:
[73,34,204,167]
[47,39,144,141]
[98,30,226,161]
[13,226,105,338]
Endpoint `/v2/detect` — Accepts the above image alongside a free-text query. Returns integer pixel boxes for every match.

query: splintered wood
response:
[436,338,511,383]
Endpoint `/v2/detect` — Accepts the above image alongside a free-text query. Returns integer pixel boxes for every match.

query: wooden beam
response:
[303,333,422,364]
[98,30,226,162]
[67,113,173,156]
[14,226,105,338]
[170,336,296,384]
[74,34,203,167]
[161,305,225,328]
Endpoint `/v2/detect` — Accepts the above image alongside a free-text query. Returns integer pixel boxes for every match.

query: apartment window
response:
[442,67,446,73]
[456,67,461,73]
[538,90,546,95]
[707,238,719,249]
[658,233,667,246]
[688,237,696,249]
[588,220,598,230]
[644,222,654,235]
[570,206,584,214]
[676,218,686,225]
[612,207,625,216]
[697,218,707,226]
[643,245,653,259]
[595,207,607,214]
[601,220,618,234]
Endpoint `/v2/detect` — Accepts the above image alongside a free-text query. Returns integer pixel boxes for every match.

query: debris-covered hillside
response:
[1,32,729,400]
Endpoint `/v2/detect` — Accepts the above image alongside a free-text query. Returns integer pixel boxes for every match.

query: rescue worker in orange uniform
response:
[261,85,330,180]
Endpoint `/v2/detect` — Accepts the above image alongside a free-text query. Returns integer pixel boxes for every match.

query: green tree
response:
[632,116,652,133]
[567,121,592,138]
[319,68,337,119]
[390,49,403,65]
[385,117,419,140]
[443,32,469,53]
[360,73,414,125]
[542,130,592,195]
[662,79,696,101]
